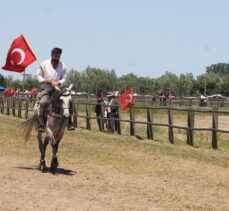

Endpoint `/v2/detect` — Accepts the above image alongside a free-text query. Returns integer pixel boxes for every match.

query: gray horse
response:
[19,84,73,172]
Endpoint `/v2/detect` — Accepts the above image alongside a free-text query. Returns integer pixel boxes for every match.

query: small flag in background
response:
[31,87,38,94]
[3,87,15,97]
[2,34,36,73]
[118,88,134,111]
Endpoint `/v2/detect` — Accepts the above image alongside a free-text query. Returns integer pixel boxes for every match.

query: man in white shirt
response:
[36,47,66,132]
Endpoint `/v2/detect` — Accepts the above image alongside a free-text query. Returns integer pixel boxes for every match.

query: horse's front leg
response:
[50,138,59,172]
[47,118,67,172]
[38,132,49,172]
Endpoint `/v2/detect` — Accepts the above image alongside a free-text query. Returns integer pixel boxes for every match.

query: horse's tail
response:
[17,114,37,143]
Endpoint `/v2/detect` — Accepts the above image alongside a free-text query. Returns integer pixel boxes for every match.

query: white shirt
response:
[36,59,67,91]
[107,98,113,113]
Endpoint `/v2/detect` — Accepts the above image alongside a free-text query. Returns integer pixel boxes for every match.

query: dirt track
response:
[1,114,229,210]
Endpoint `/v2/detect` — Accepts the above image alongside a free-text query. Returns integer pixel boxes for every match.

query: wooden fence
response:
[1,96,229,150]
[1,93,229,107]
[55,95,229,107]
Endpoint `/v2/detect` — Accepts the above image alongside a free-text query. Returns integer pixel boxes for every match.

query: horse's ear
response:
[68,84,73,91]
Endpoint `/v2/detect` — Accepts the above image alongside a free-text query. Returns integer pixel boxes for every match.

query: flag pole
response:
[22,34,50,80]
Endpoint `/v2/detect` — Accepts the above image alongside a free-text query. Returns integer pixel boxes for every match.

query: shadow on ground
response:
[14,165,76,176]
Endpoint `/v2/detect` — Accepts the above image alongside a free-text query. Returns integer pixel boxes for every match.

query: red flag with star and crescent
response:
[118,88,134,111]
[2,34,36,73]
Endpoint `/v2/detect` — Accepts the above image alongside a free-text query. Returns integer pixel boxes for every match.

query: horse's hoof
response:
[50,157,59,171]
[40,164,47,172]
[39,160,47,172]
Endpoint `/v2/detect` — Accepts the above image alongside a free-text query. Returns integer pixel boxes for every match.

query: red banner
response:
[3,87,15,97]
[31,87,38,94]
[2,34,36,72]
[118,88,134,111]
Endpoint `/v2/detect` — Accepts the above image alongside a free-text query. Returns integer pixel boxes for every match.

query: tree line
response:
[1,63,229,97]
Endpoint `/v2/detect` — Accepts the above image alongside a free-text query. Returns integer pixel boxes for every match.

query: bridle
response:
[50,88,72,118]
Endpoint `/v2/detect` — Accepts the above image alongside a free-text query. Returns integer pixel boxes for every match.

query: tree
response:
[5,76,14,87]
[23,75,39,91]
[0,74,6,86]
[206,63,229,75]
[176,73,195,97]
[156,71,178,95]
[118,73,138,93]
[221,81,229,96]
[66,69,82,91]
[196,72,222,96]
[78,66,117,94]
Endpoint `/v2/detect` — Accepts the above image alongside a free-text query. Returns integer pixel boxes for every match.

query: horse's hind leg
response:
[50,140,59,172]
[38,133,49,172]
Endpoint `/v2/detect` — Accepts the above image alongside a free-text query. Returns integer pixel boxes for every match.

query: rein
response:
[53,117,65,140]
[48,89,71,139]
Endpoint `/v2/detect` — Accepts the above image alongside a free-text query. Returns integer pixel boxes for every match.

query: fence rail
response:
[1,93,229,107]
[1,96,229,150]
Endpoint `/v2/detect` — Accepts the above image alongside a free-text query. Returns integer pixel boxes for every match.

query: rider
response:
[36,47,67,132]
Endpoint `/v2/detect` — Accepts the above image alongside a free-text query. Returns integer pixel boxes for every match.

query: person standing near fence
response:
[95,90,104,131]
[107,92,119,133]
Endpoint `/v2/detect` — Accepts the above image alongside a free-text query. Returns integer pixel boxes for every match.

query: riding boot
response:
[67,116,75,130]
[37,116,45,132]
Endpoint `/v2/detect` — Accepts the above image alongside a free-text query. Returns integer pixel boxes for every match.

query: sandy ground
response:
[1,152,229,211]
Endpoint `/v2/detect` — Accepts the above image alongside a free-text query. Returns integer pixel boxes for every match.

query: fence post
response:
[12,99,16,116]
[18,99,22,118]
[24,99,29,119]
[0,98,4,114]
[73,101,78,128]
[187,109,194,146]
[117,106,121,134]
[99,103,105,132]
[6,98,10,115]
[168,108,174,144]
[147,107,153,140]
[86,104,91,130]
[212,108,218,149]
[130,106,135,136]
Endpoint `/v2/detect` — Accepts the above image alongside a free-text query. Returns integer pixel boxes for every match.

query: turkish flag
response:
[118,88,134,111]
[2,34,36,73]
[3,87,15,97]
[31,87,38,94]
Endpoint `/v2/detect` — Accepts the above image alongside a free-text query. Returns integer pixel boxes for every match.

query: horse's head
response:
[52,84,73,118]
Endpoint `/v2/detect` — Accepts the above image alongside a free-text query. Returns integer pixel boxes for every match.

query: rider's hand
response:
[43,79,53,86]
[51,80,60,87]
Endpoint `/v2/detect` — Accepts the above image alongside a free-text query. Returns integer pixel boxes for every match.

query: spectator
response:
[163,94,167,106]
[159,93,163,106]
[103,100,109,130]
[168,94,174,106]
[152,95,157,106]
[95,90,104,131]
[200,95,207,107]
[107,92,119,133]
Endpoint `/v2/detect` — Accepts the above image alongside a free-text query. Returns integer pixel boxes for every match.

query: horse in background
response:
[18,84,73,173]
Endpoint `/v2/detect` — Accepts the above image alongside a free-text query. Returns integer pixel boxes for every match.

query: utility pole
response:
[21,71,29,92]
[169,83,172,96]
[204,76,207,96]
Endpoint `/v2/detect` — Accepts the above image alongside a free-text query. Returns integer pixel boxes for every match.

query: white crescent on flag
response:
[11,48,25,65]
[125,94,133,103]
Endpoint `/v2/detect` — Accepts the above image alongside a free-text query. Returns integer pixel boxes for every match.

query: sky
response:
[1,0,229,80]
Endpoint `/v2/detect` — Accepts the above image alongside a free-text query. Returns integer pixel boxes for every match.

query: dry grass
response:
[1,114,229,210]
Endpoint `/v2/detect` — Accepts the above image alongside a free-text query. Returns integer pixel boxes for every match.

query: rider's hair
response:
[51,47,62,55]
